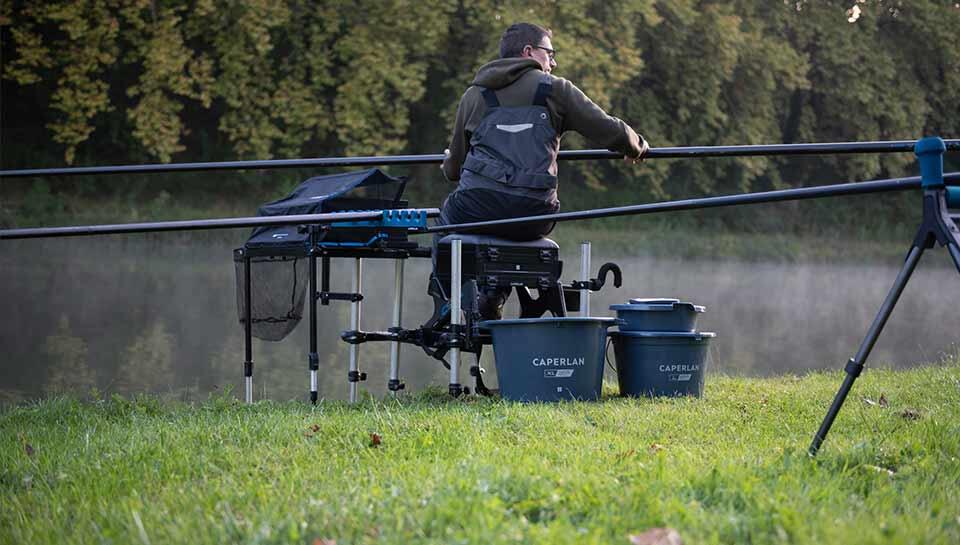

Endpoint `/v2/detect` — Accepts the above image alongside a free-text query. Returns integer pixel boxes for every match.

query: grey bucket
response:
[479,318,617,402]
[609,331,715,397]
[610,298,705,332]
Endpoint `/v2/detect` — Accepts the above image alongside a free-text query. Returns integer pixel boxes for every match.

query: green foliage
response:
[121,1,213,162]
[2,0,958,225]
[4,1,120,164]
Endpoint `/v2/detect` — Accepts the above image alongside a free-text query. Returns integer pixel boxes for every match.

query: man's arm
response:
[441,88,483,182]
[554,78,646,158]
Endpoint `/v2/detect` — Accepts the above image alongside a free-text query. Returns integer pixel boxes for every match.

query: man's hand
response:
[624,138,650,165]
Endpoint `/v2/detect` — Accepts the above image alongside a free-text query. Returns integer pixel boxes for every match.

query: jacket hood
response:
[471,58,543,89]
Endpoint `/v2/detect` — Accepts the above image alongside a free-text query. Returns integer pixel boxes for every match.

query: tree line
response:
[2,0,958,220]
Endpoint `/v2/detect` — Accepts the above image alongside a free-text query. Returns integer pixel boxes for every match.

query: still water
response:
[1,230,958,403]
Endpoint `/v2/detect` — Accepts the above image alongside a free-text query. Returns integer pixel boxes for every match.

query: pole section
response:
[427,175,960,234]
[0,210,398,240]
[4,140,958,178]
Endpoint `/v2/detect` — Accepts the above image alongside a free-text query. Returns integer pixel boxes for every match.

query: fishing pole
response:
[3,174,956,240]
[2,140,958,178]
[428,173,960,233]
[0,209,439,240]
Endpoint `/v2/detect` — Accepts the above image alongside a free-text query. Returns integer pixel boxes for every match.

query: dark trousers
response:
[436,188,558,240]
[433,188,558,319]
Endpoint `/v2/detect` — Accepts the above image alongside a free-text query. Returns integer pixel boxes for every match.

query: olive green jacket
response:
[441,57,646,182]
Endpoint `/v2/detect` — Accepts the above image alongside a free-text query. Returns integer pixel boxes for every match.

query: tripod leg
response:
[949,243,960,275]
[809,244,925,456]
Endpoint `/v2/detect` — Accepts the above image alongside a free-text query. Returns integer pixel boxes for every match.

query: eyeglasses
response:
[529,45,556,61]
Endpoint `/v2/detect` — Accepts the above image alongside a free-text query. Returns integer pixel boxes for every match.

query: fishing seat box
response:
[434,234,562,290]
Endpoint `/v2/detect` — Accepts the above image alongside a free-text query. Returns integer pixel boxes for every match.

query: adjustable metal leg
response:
[580,241,591,317]
[449,239,463,396]
[348,258,363,403]
[308,251,319,404]
[243,253,254,404]
[388,259,405,395]
[809,244,926,456]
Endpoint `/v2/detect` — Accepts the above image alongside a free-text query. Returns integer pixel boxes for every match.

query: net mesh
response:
[234,254,307,342]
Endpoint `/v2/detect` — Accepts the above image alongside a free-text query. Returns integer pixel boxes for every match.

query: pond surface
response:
[1,230,958,403]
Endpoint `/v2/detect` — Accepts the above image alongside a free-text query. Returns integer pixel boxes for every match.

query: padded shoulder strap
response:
[532,75,552,107]
[481,88,500,108]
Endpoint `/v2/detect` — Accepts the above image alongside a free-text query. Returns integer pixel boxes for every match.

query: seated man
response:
[438,21,649,240]
[436,22,649,318]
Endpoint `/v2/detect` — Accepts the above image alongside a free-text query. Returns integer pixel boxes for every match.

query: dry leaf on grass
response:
[369,433,381,447]
[628,527,684,545]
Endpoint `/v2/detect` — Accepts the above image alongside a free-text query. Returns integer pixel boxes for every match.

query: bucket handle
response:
[604,337,617,373]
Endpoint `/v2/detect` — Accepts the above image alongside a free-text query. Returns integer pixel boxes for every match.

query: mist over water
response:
[1,231,958,404]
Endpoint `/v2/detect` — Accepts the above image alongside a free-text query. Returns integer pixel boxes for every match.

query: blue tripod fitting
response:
[915,136,946,188]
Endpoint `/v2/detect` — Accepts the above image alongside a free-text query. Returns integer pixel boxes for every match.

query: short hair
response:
[499,23,552,59]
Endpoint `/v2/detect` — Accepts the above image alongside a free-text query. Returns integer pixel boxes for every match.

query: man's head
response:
[499,22,557,74]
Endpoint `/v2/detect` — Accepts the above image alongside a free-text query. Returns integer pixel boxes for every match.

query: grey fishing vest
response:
[457,76,560,205]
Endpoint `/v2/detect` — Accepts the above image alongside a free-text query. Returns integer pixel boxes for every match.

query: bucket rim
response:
[609,330,716,339]
[628,297,679,305]
[479,317,618,328]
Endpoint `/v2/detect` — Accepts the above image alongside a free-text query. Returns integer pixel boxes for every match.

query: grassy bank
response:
[2,362,959,544]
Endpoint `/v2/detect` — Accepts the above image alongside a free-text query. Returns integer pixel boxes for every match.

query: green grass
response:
[3,362,960,545]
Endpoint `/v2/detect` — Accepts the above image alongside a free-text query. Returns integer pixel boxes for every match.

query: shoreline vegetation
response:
[2,361,958,544]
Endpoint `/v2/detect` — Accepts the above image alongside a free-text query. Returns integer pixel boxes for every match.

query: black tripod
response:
[809,137,960,456]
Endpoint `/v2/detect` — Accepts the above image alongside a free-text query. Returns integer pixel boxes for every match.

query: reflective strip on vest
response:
[496,123,533,133]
